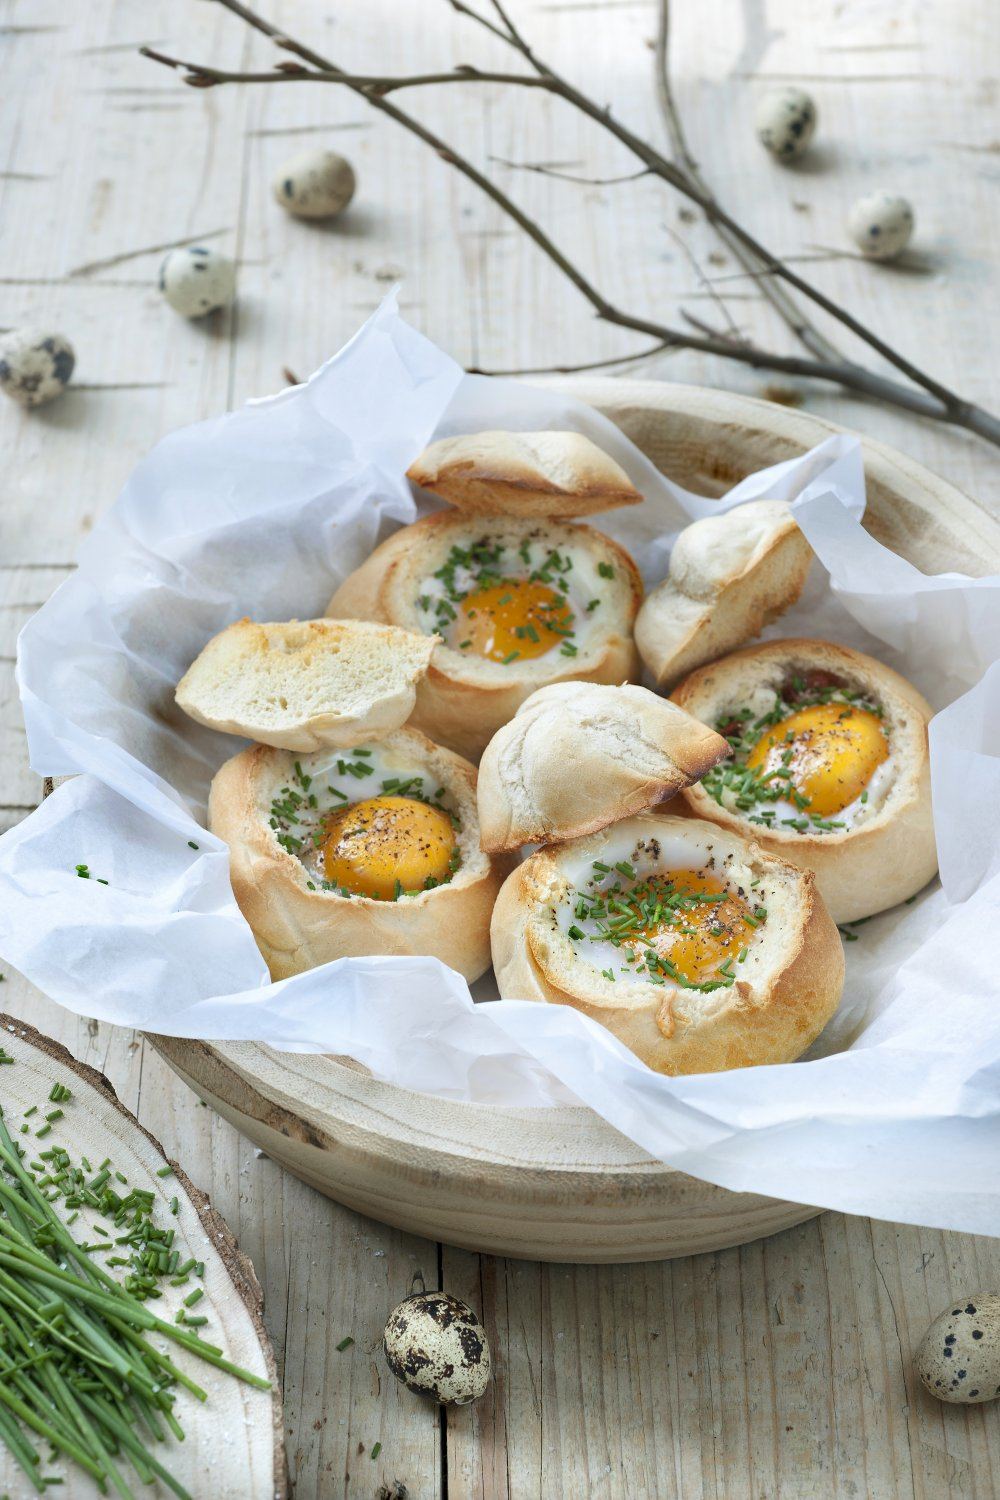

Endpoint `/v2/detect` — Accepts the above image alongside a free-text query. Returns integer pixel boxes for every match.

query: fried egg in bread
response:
[209,728,509,981]
[326,511,643,761]
[491,812,844,1075]
[672,638,937,923]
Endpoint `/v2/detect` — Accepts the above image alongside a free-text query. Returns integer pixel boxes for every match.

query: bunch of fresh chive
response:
[0,1099,269,1497]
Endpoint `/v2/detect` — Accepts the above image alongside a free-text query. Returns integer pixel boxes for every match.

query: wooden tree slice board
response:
[141,380,1000,1265]
[0,1015,287,1500]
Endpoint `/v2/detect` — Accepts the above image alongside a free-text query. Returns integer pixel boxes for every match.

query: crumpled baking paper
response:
[3,293,1000,1235]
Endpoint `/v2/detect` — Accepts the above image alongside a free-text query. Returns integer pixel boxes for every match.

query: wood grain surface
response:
[2,0,1000,1495]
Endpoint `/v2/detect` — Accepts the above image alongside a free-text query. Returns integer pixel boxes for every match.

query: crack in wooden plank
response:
[67,227,231,278]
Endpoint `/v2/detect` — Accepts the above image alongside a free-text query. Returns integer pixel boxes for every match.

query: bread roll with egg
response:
[326,511,643,761]
[477,681,729,853]
[672,638,937,923]
[407,430,643,519]
[635,500,813,689]
[491,812,844,1075]
[210,728,509,981]
[176,617,436,752]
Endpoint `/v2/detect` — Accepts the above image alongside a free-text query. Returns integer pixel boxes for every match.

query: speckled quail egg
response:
[273,148,356,220]
[383,1293,491,1406]
[847,191,915,261]
[915,1293,1000,1404]
[159,245,236,318]
[0,329,75,408]
[754,87,817,160]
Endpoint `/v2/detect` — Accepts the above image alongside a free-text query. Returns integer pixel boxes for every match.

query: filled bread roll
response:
[176,617,436,752]
[635,500,813,689]
[326,511,643,761]
[210,727,509,981]
[407,430,643,518]
[672,638,937,923]
[491,812,844,1075]
[477,680,729,852]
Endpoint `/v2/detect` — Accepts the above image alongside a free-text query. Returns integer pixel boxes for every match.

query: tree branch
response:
[451,0,968,414]
[652,0,843,366]
[140,0,1000,448]
[140,48,557,95]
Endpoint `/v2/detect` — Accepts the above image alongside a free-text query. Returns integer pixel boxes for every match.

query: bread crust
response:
[635,500,813,689]
[491,813,845,1076]
[476,681,730,852]
[176,617,436,752]
[209,729,511,982]
[672,638,938,923]
[406,430,643,518]
[326,511,644,762]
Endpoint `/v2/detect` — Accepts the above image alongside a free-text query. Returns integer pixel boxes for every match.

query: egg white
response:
[413,531,610,663]
[549,820,777,995]
[263,739,474,898]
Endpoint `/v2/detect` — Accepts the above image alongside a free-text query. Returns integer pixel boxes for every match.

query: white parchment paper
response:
[3,294,1000,1234]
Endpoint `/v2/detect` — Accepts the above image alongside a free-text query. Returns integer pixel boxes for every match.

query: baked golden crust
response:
[672,638,938,923]
[326,511,644,762]
[406,430,643,518]
[175,617,436,752]
[210,730,511,982]
[635,500,813,689]
[490,813,845,1076]
[476,681,730,852]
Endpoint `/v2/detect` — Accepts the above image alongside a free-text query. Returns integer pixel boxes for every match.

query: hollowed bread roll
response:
[635,500,813,689]
[210,727,509,982]
[176,617,436,752]
[491,812,844,1076]
[406,430,643,518]
[672,638,937,923]
[477,681,729,852]
[326,511,643,762]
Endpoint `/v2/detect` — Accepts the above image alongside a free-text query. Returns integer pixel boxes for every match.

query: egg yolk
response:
[321,796,456,900]
[746,703,888,818]
[456,580,573,663]
[624,869,750,986]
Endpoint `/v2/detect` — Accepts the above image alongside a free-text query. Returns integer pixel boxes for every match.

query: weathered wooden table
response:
[3,1,999,1494]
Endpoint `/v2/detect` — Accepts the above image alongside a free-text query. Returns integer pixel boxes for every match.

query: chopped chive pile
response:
[564,854,765,993]
[412,532,619,666]
[0,1068,269,1497]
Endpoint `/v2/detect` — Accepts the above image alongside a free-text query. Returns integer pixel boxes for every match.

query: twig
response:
[451,0,963,411]
[140,0,1000,447]
[653,0,842,365]
[141,49,556,94]
[680,310,747,347]
[664,225,746,344]
[490,156,653,187]
[468,340,674,376]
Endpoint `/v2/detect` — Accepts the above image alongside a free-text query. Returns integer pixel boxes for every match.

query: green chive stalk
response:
[0,1088,270,1497]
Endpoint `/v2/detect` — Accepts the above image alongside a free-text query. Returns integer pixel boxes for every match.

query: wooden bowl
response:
[149,381,1000,1264]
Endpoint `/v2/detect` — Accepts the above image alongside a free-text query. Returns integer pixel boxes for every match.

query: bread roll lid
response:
[176,617,437,752]
[406,430,643,518]
[476,681,730,851]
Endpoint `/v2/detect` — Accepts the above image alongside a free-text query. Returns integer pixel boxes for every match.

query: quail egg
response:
[383,1292,491,1406]
[754,87,817,161]
[847,191,914,261]
[159,245,236,318]
[273,148,356,220]
[916,1293,1000,1404]
[0,329,75,408]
